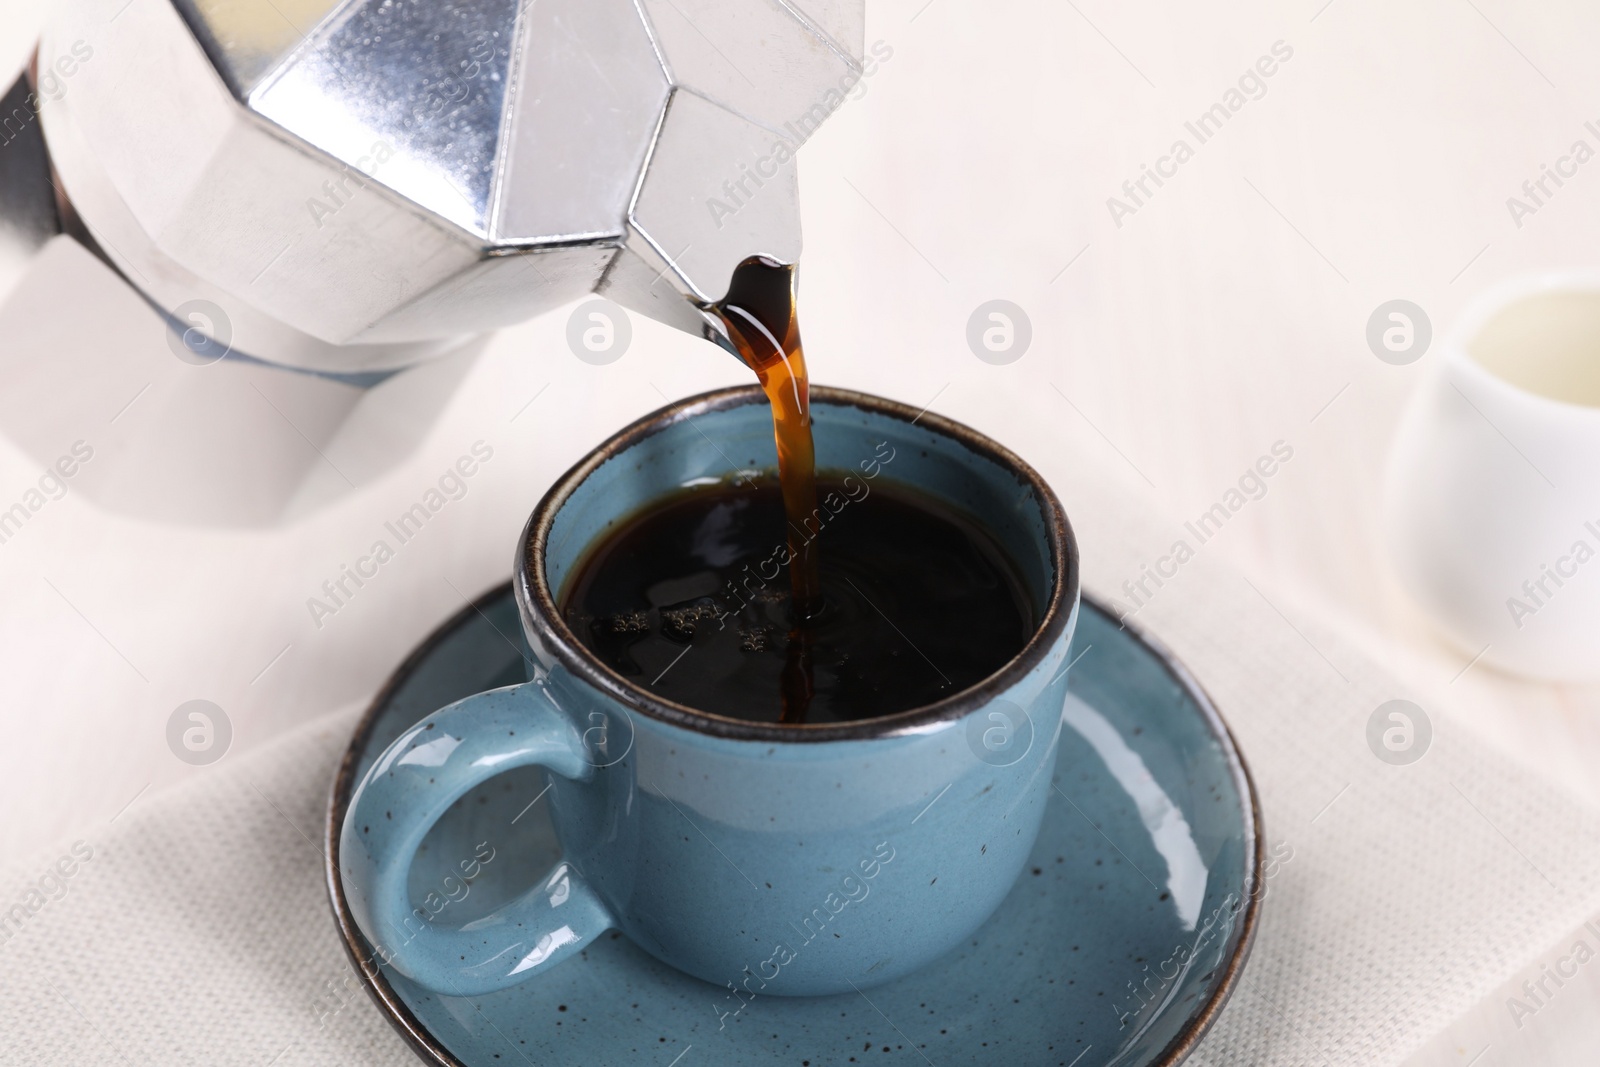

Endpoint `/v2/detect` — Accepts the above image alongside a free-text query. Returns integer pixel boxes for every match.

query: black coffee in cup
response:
[559,474,1036,726]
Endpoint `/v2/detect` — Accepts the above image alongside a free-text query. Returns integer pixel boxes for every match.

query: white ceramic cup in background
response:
[1384,275,1600,682]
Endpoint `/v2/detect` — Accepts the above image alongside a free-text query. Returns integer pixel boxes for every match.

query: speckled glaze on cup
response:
[339,386,1079,998]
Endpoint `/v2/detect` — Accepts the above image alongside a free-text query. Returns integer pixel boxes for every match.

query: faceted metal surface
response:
[637,0,861,135]
[493,0,668,245]
[251,0,522,236]
[35,0,865,372]
[624,88,803,306]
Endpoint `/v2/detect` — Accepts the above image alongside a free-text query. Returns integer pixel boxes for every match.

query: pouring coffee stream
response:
[706,257,822,723]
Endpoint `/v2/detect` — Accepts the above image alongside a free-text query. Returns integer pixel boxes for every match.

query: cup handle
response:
[339,680,616,997]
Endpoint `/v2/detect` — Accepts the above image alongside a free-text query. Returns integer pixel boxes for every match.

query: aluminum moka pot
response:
[0,0,865,377]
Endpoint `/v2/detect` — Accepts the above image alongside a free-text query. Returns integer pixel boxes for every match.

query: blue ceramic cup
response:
[341,386,1079,998]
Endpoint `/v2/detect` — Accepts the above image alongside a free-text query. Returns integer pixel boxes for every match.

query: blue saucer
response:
[326,585,1262,1066]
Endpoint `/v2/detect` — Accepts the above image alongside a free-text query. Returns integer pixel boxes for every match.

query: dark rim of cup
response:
[518,384,1079,743]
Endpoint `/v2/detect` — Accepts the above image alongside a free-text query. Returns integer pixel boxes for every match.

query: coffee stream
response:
[709,258,822,616]
[708,258,821,722]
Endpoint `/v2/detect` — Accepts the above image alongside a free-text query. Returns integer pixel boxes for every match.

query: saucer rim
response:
[324,583,1264,1067]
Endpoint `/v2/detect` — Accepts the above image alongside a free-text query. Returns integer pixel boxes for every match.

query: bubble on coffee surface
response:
[601,610,649,635]
[659,599,724,641]
[739,627,773,653]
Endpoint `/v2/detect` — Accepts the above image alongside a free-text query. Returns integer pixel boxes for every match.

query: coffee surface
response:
[559,476,1035,725]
